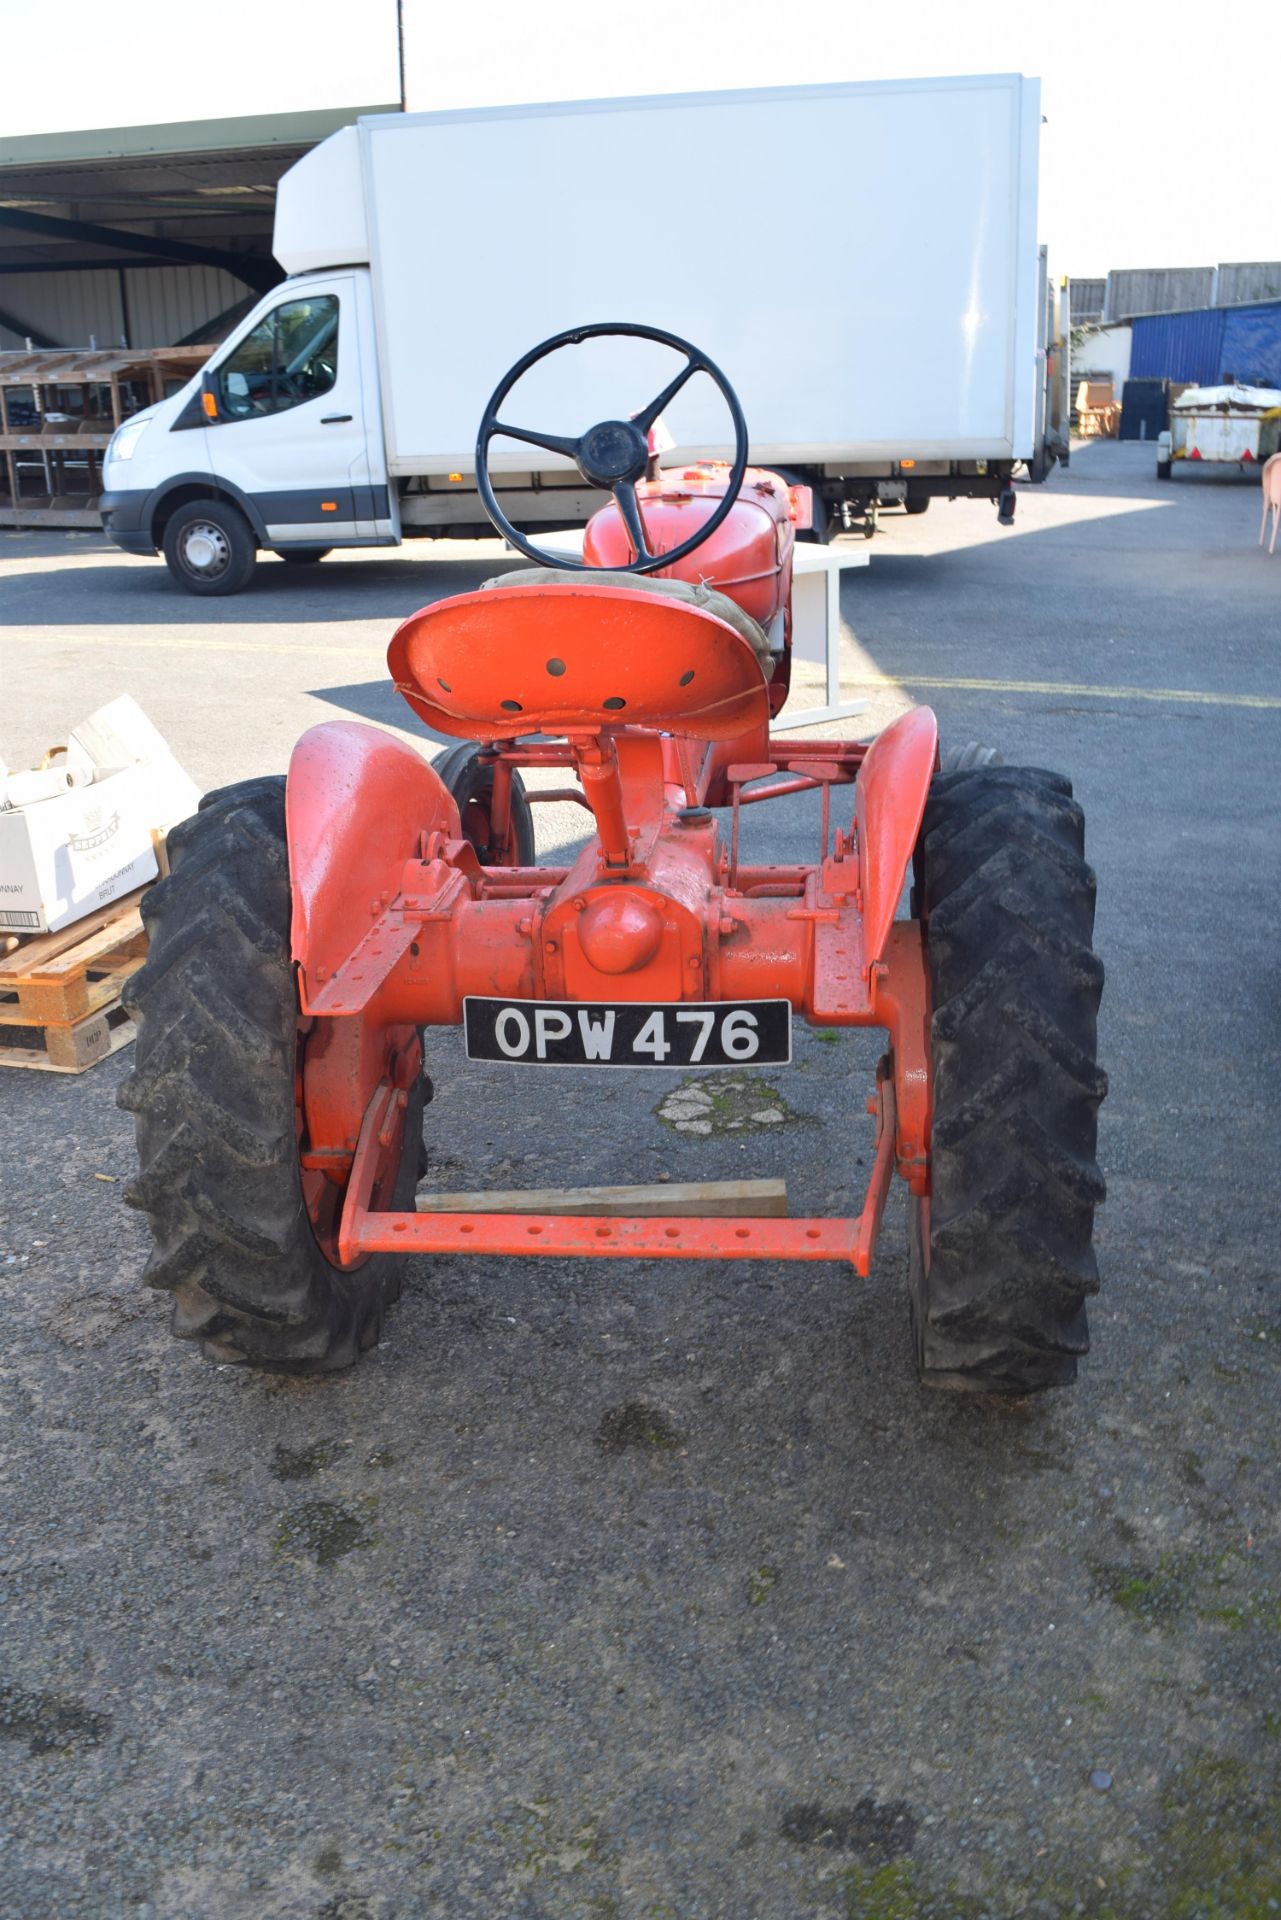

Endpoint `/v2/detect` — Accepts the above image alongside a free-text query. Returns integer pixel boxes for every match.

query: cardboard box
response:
[0,698,201,934]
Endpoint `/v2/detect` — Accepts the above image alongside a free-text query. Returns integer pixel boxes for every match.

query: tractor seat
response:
[481,567,775,677]
[387,574,772,743]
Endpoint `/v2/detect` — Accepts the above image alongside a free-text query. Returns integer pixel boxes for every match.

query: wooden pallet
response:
[0,886,148,1073]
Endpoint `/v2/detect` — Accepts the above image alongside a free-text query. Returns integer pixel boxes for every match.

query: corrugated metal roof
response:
[0,106,399,169]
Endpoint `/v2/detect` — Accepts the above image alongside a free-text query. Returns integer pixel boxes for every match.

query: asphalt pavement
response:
[1,441,1279,1919]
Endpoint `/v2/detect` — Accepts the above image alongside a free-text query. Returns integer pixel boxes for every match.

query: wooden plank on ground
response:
[415,1179,788,1218]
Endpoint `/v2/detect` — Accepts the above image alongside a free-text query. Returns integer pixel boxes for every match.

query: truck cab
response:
[101,269,393,591]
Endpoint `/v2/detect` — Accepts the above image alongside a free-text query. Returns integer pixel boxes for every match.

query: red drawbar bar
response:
[354,1210,859,1265]
[342,1077,898,1277]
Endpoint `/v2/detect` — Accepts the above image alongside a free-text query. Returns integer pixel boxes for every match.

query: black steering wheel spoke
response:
[491,422,583,461]
[612,481,652,561]
[475,321,749,574]
[633,354,702,434]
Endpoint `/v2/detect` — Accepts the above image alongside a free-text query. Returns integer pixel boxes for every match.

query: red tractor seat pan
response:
[387,576,773,742]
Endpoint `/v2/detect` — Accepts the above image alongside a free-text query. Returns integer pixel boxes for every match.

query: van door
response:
[203,276,378,545]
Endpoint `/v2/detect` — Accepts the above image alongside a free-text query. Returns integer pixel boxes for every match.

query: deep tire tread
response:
[118,777,422,1371]
[910,766,1106,1394]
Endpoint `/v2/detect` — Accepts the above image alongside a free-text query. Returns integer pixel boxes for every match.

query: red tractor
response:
[120,324,1105,1395]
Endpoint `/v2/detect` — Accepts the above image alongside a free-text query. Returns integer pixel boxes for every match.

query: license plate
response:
[463,997,792,1068]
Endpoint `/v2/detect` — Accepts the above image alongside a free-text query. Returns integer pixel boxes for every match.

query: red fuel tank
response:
[583,462,804,644]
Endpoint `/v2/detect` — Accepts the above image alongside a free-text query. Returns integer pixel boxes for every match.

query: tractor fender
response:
[855,706,939,970]
[287,721,459,1012]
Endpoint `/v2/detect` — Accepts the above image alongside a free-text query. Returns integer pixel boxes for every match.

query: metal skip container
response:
[1157,384,1281,478]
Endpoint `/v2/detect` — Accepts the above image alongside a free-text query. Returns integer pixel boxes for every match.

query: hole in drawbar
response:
[460,1223,475,1234]
[806,1228,820,1240]
[679,669,695,686]
[438,677,451,692]
[527,1224,544,1235]
[393,1223,407,1234]
[665,1226,680,1239]
[595,1226,612,1238]
[546,657,566,676]
[735,1228,750,1240]
[501,699,523,713]
[602,696,626,711]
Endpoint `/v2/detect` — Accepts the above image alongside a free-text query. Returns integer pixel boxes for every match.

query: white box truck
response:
[100,74,1067,594]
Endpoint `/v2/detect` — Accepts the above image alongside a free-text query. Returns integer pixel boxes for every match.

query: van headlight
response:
[107,417,150,464]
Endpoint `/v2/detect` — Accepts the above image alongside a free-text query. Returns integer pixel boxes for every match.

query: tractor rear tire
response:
[434,742,535,865]
[118,777,425,1372]
[909,765,1106,1394]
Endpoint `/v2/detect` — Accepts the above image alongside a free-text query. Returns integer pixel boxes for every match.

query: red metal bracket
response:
[336,1079,405,1267]
[307,863,468,1017]
[338,1060,900,1280]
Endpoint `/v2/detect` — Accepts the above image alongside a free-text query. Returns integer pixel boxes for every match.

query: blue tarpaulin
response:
[1219,305,1281,387]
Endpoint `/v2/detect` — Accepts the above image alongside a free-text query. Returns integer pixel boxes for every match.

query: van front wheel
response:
[162,498,258,595]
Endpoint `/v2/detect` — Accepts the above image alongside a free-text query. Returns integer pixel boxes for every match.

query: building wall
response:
[1071,323,1131,393]
[0,263,248,351]
[1129,309,1225,384]
[1128,302,1281,387]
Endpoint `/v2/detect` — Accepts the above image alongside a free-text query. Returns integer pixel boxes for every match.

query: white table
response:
[778,543,870,730]
[530,532,869,732]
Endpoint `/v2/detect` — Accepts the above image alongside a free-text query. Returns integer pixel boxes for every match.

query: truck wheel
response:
[904,492,930,516]
[274,546,332,565]
[118,778,425,1372]
[997,486,1017,524]
[433,742,535,865]
[1156,461,1172,481]
[162,498,258,595]
[909,766,1106,1394]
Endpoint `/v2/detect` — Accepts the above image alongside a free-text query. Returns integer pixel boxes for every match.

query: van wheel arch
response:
[149,478,265,550]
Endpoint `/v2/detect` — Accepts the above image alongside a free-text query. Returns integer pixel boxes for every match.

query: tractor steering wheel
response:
[475,321,749,574]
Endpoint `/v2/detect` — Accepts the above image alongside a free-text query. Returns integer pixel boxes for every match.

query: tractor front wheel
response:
[910,765,1107,1394]
[119,777,425,1371]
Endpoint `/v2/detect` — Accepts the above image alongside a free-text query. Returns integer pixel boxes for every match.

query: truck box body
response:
[101,74,1060,583]
[274,75,1043,475]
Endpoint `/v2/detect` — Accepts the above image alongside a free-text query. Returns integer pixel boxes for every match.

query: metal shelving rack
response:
[0,346,210,528]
